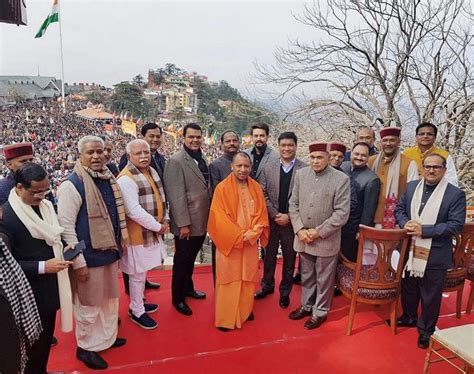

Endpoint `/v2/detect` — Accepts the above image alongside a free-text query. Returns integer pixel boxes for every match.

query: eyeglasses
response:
[27,189,51,198]
[423,165,444,171]
[417,132,435,137]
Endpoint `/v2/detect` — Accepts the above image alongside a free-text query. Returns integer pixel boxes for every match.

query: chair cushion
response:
[336,264,398,300]
[445,276,465,288]
[432,324,474,365]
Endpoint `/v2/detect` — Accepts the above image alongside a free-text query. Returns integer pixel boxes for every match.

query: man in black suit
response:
[119,123,164,292]
[394,154,466,349]
[255,132,306,308]
[0,163,73,373]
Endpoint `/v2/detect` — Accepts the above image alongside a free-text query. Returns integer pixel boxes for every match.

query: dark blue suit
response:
[395,179,466,336]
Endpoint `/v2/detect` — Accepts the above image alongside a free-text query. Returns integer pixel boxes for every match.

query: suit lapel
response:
[288,159,303,198]
[184,151,207,186]
[272,159,281,197]
[256,148,271,179]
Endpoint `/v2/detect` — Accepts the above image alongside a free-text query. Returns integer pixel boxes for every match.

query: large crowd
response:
[0,100,221,196]
[0,99,470,374]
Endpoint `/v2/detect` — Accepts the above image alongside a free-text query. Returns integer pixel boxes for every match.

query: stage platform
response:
[49,262,474,373]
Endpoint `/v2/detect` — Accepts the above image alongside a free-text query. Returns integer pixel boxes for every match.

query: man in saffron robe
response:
[208,152,269,332]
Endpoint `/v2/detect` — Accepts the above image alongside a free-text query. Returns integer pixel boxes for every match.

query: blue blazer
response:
[395,180,466,270]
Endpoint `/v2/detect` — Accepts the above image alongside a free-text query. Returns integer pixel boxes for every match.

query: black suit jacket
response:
[0,289,20,373]
[0,203,60,313]
[395,180,466,270]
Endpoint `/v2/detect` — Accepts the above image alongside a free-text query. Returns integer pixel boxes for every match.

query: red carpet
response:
[49,262,473,373]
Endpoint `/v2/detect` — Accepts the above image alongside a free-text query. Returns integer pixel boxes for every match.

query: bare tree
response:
[256,0,472,129]
[255,0,473,193]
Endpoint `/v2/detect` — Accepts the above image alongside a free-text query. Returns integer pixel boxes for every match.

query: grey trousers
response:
[300,252,338,318]
[261,222,296,296]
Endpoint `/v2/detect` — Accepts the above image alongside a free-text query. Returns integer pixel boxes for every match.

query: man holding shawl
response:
[117,139,168,330]
[394,154,466,349]
[367,127,418,263]
[57,136,128,370]
[208,152,269,332]
[0,163,73,374]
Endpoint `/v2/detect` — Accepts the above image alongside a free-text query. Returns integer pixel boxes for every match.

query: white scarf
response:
[8,189,73,332]
[372,151,401,198]
[405,178,448,277]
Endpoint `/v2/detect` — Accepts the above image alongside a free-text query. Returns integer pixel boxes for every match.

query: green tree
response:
[132,74,145,87]
[111,82,149,118]
[84,90,107,105]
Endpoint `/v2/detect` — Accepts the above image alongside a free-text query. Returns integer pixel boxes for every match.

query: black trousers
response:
[172,235,206,305]
[401,269,447,336]
[261,222,296,297]
[211,242,217,287]
[341,230,358,262]
[25,309,56,374]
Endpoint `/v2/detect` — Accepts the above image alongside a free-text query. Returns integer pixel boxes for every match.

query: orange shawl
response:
[208,174,269,256]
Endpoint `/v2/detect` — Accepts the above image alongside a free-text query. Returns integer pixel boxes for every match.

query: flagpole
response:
[58,0,66,110]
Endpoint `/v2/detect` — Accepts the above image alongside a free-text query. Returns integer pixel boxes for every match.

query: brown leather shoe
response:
[289,306,311,320]
[304,316,327,330]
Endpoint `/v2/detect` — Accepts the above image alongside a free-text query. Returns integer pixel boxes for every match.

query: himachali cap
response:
[309,142,329,153]
[379,127,401,139]
[329,142,347,154]
[2,142,34,161]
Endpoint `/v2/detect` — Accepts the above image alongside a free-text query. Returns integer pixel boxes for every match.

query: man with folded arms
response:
[288,142,350,329]
[394,154,465,349]
[117,139,168,330]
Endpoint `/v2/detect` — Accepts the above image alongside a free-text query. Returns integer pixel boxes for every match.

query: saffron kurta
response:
[208,174,269,330]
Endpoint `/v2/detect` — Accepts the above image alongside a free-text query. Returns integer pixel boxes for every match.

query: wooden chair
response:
[443,223,474,318]
[336,225,410,336]
[466,254,474,314]
[423,324,474,374]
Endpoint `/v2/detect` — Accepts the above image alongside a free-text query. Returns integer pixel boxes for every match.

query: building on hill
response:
[0,75,62,106]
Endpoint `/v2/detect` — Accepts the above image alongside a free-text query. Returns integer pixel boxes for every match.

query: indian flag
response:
[35,0,59,38]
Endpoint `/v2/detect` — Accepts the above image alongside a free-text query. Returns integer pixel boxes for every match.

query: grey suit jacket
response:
[164,149,211,237]
[289,166,351,257]
[245,146,279,182]
[260,158,307,219]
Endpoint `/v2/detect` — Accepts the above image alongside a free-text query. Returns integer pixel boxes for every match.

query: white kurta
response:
[117,176,168,275]
[57,180,119,351]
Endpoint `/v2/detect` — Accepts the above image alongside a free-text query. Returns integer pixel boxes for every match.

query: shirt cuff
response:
[38,261,46,274]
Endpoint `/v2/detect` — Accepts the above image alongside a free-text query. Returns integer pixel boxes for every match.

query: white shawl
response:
[405,178,448,277]
[8,189,73,332]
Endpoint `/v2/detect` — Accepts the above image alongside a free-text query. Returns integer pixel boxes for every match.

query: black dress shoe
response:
[279,296,290,309]
[293,273,302,284]
[174,302,193,316]
[304,316,327,330]
[76,347,108,370]
[51,336,58,346]
[255,289,274,300]
[145,280,161,290]
[217,327,231,332]
[385,317,417,328]
[334,287,343,296]
[247,312,254,321]
[289,306,312,320]
[110,337,127,348]
[186,290,206,299]
[417,334,430,349]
